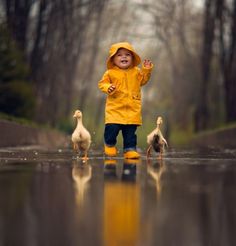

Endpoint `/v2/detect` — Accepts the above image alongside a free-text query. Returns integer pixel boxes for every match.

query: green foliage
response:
[0,81,35,118]
[193,121,236,137]
[0,23,36,119]
[56,118,74,134]
[0,112,38,127]
[0,24,30,82]
[170,128,194,147]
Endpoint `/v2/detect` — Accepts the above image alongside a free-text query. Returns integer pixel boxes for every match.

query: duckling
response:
[146,116,168,159]
[71,109,91,161]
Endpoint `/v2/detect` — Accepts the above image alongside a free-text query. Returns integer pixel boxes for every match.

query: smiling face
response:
[112,48,133,69]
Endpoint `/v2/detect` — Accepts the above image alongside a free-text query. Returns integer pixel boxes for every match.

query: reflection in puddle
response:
[147,159,166,197]
[72,160,92,207]
[103,159,140,246]
[0,147,236,246]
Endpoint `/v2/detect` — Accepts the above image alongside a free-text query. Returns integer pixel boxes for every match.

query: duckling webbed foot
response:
[146,145,152,158]
[157,150,164,160]
[81,152,89,163]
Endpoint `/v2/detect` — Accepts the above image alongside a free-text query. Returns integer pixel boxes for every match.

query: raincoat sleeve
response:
[138,64,154,86]
[98,71,114,95]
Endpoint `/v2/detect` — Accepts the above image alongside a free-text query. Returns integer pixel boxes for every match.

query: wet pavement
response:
[0,147,236,246]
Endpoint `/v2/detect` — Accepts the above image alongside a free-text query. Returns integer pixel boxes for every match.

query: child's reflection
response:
[104,159,140,181]
[72,160,92,207]
[103,159,118,179]
[122,159,140,182]
[147,159,166,197]
[103,159,140,246]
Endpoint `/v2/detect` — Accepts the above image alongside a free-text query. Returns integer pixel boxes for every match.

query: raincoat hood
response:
[107,42,141,69]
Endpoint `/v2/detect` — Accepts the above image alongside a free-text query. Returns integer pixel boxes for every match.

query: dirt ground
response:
[190,126,236,149]
[0,119,70,148]
[0,119,236,149]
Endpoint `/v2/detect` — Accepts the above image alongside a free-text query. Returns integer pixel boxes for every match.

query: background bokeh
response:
[1,0,236,149]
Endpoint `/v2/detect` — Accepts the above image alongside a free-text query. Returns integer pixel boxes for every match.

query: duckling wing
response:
[147,129,158,145]
[72,127,91,142]
[151,134,162,153]
[72,130,81,142]
[78,139,91,151]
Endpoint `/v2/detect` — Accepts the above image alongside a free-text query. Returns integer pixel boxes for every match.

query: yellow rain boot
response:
[124,150,140,159]
[124,158,141,164]
[104,145,117,157]
[104,159,117,165]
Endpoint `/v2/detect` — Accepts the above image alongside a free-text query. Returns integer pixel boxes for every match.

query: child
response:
[98,42,153,159]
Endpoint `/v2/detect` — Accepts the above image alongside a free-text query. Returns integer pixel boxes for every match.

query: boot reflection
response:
[104,159,118,179]
[72,160,92,207]
[147,159,166,197]
[121,159,140,181]
[103,159,140,180]
[103,159,140,246]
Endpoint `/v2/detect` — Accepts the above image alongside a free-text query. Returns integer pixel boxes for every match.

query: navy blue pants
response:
[104,124,138,152]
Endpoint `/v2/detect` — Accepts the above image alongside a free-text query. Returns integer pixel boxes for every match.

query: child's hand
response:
[143,59,153,68]
[108,85,116,94]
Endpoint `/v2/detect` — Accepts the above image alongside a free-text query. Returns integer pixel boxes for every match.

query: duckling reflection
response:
[72,160,92,206]
[147,159,166,197]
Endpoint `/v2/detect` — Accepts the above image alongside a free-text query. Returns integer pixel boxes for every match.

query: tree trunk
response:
[5,0,32,52]
[224,0,236,122]
[194,0,215,132]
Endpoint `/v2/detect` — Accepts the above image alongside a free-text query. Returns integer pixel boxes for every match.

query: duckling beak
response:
[73,111,82,118]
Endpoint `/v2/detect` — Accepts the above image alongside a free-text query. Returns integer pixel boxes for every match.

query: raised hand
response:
[143,59,153,69]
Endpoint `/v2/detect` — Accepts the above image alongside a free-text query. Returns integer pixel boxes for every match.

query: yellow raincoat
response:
[98,42,153,125]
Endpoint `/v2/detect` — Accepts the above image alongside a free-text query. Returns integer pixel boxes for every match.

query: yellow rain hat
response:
[106,42,141,69]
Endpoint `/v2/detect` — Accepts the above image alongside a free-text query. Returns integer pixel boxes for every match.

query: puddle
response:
[0,147,235,246]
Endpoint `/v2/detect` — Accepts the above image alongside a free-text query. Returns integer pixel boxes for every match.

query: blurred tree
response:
[194,0,214,131]
[78,0,127,126]
[29,0,108,125]
[4,0,34,52]
[196,0,236,131]
[0,24,35,119]
[75,0,109,110]
[2,0,108,126]
[218,0,236,123]
[136,0,201,130]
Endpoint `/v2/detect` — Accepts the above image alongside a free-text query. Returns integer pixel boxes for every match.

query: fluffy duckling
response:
[71,110,91,161]
[147,116,168,159]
